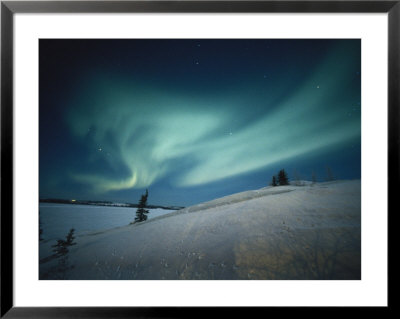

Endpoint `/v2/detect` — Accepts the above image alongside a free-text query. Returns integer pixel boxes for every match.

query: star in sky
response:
[39,39,361,206]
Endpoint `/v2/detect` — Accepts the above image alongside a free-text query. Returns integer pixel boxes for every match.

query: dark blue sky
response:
[39,39,361,206]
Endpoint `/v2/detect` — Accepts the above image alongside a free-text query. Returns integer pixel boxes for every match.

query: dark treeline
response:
[39,198,184,210]
[270,169,290,186]
[270,166,336,187]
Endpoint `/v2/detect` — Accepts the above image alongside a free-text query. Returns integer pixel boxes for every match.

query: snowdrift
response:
[39,180,361,280]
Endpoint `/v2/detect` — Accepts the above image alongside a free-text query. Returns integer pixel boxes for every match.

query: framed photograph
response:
[1,0,395,316]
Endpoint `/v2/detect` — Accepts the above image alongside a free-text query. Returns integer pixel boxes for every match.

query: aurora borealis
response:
[39,39,361,206]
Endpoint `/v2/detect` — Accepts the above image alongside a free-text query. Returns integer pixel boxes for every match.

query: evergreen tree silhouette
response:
[277,169,289,186]
[134,189,149,223]
[52,228,76,258]
[51,228,76,279]
[271,175,277,187]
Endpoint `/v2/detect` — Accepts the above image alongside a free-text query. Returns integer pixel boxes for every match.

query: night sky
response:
[39,39,361,206]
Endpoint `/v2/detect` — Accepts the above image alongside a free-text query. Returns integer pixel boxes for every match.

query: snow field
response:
[40,180,361,280]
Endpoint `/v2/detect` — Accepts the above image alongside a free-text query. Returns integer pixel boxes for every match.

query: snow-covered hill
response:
[39,180,361,280]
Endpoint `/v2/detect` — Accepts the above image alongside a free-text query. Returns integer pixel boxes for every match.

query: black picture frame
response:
[1,0,396,317]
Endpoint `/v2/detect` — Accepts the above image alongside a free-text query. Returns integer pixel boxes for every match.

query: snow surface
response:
[39,180,361,280]
[39,203,176,240]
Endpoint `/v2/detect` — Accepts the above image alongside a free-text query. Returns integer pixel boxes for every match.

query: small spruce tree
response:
[271,175,277,187]
[52,228,76,258]
[134,189,149,223]
[65,228,76,246]
[277,169,289,186]
[51,228,76,279]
